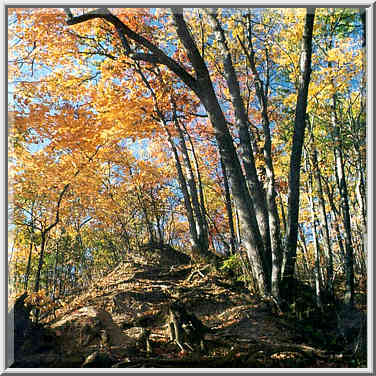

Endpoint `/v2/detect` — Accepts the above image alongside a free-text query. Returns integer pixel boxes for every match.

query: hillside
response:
[10,245,366,369]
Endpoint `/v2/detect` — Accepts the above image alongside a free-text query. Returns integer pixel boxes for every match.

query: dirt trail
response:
[10,246,365,368]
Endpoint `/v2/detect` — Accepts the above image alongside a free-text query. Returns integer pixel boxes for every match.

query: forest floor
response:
[11,245,367,369]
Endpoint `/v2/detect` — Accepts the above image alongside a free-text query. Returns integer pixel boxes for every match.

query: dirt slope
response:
[11,245,366,368]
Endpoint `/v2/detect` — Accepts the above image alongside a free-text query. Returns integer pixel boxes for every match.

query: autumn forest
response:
[8,7,367,368]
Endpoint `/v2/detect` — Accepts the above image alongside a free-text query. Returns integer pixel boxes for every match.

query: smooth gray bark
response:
[323,179,346,271]
[173,113,209,253]
[306,162,322,310]
[331,95,354,307]
[282,8,315,296]
[220,154,237,254]
[182,122,210,246]
[172,9,268,292]
[310,142,334,298]
[206,10,272,278]
[243,11,282,299]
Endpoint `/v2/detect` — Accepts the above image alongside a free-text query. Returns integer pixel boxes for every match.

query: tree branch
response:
[63,7,198,92]
[171,8,209,83]
[129,53,160,64]
[44,183,70,234]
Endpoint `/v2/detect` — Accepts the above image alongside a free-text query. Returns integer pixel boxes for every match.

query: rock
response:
[123,326,151,351]
[11,351,61,368]
[124,327,148,342]
[50,306,142,360]
[82,350,116,368]
[9,292,33,355]
[336,305,366,344]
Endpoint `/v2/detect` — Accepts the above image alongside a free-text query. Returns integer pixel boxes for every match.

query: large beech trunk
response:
[243,11,282,299]
[207,9,273,285]
[197,83,269,293]
[172,10,269,293]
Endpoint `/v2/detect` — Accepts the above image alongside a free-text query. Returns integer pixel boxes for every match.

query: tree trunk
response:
[356,167,367,232]
[309,128,334,299]
[34,233,46,293]
[24,241,34,291]
[243,11,283,299]
[164,124,204,257]
[279,195,287,236]
[52,238,60,299]
[235,206,241,246]
[331,95,354,307]
[323,179,346,271]
[298,224,311,283]
[306,169,322,310]
[172,10,269,293]
[137,189,155,244]
[134,61,210,258]
[153,199,164,244]
[33,184,70,293]
[24,203,36,291]
[207,9,273,278]
[220,154,237,254]
[282,8,315,297]
[182,121,210,254]
[174,114,209,253]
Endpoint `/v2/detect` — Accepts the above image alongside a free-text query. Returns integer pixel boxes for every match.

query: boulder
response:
[50,306,147,361]
[9,293,33,356]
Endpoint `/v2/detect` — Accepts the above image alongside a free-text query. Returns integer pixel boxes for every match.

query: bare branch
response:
[63,7,197,92]
[129,53,160,64]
